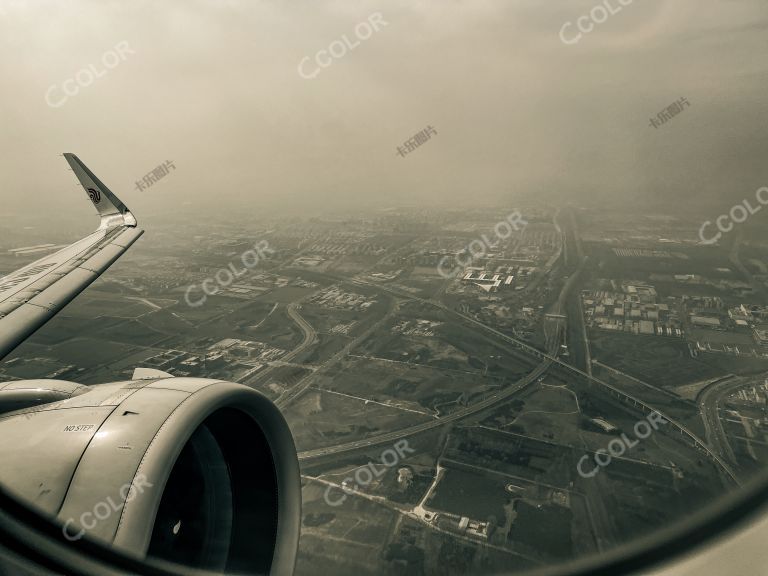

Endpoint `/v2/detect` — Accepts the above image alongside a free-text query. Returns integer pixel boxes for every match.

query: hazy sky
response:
[1,0,768,223]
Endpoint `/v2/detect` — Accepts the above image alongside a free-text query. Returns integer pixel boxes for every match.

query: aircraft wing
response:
[0,154,143,361]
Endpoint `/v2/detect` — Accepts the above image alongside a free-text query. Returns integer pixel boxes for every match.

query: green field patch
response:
[428,467,508,523]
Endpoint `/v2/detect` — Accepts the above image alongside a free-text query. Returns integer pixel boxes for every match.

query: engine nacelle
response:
[0,376,301,575]
[0,379,88,414]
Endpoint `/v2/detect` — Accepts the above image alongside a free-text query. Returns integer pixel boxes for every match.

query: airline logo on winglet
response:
[87,187,101,204]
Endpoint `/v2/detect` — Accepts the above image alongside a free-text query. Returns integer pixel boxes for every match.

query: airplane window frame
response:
[1,465,768,575]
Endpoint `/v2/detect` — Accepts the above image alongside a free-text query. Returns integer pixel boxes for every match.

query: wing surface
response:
[0,154,143,360]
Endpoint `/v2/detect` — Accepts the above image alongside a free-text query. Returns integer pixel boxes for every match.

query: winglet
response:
[63,153,137,229]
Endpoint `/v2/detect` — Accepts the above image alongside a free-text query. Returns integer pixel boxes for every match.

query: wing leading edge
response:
[0,155,143,361]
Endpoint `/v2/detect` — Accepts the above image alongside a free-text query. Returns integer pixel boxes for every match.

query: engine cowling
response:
[0,377,301,575]
[0,379,88,413]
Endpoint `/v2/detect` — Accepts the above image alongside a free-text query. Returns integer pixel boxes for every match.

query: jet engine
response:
[0,375,301,575]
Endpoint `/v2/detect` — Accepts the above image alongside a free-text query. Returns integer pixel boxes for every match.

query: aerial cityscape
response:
[2,1,768,573]
[2,201,766,574]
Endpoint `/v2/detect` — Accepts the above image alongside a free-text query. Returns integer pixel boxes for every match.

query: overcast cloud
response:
[1,0,767,222]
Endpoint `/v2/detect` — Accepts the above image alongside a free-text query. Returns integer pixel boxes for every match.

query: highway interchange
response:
[250,212,744,486]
